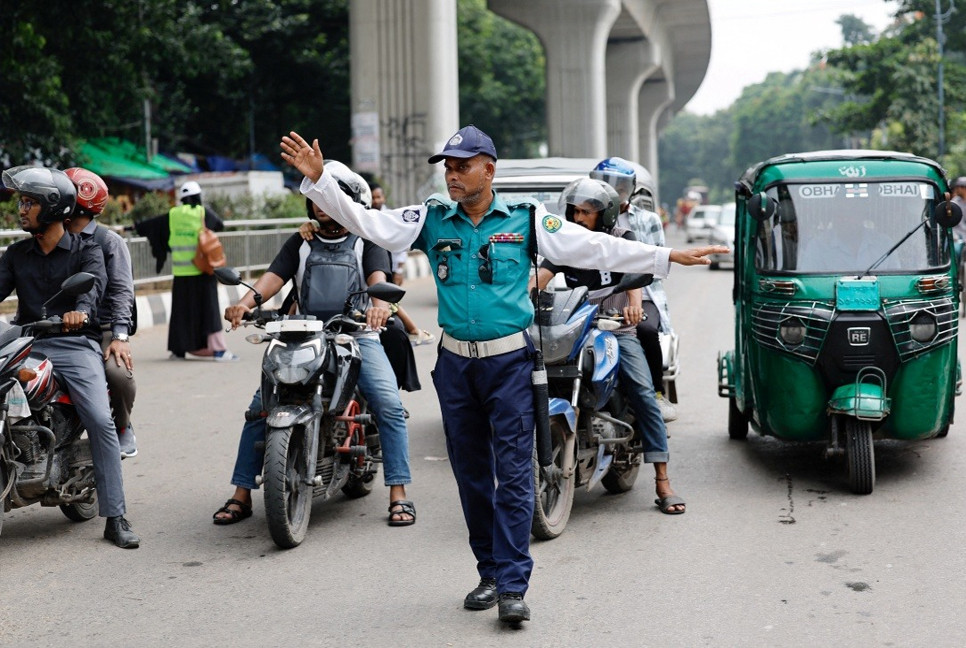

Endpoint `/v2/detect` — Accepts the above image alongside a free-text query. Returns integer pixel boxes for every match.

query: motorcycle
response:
[529,274,653,540]
[215,267,405,549]
[0,273,101,536]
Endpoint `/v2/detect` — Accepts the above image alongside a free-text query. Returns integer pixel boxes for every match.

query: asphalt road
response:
[2,227,966,647]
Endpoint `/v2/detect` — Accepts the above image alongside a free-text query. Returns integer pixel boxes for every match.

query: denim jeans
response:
[615,333,669,463]
[230,336,411,489]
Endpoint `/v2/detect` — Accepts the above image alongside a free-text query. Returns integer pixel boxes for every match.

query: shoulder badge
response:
[401,209,420,223]
[542,214,563,233]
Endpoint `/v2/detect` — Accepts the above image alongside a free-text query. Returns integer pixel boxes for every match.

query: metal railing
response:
[0,218,304,289]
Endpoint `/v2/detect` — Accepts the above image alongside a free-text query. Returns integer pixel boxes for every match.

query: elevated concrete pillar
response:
[489,0,621,158]
[350,0,459,205]
[605,37,659,162]
[638,78,673,204]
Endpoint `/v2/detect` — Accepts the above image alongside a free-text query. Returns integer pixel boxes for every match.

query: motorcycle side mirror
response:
[214,267,242,286]
[59,272,97,296]
[366,282,406,304]
[934,200,963,228]
[748,192,778,222]
[39,272,97,320]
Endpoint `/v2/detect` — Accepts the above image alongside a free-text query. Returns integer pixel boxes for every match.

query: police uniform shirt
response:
[301,170,673,342]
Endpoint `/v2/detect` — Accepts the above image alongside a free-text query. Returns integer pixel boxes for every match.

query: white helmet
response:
[179,181,202,200]
[326,160,372,208]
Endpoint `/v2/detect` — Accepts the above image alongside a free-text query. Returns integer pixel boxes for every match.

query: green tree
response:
[457,0,546,158]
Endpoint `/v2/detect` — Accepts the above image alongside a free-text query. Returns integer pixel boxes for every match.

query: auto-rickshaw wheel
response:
[845,419,875,495]
[728,397,748,440]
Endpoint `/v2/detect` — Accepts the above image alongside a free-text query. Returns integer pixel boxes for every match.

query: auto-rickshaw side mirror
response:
[747,192,778,222]
[934,200,963,228]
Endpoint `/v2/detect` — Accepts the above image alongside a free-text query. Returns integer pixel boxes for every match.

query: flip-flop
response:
[212,498,253,525]
[655,495,686,515]
[388,499,416,526]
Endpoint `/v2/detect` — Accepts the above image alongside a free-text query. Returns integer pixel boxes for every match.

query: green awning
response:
[77,137,192,180]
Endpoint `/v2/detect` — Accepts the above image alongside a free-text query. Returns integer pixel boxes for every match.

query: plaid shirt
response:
[618,204,672,332]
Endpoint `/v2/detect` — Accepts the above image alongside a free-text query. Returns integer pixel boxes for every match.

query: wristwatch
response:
[112,333,130,342]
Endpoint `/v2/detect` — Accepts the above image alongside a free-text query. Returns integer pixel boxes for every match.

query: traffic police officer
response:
[280,125,725,625]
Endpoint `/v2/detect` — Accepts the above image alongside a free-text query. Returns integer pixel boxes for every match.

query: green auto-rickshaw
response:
[718,150,963,494]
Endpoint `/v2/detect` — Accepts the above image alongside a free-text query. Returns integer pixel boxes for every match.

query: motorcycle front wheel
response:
[264,425,313,548]
[531,418,575,541]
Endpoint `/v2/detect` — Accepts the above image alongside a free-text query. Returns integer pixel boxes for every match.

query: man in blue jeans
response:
[532,177,685,514]
[212,172,413,527]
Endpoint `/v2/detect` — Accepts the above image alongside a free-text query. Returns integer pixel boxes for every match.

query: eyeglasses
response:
[18,198,38,211]
[478,244,492,284]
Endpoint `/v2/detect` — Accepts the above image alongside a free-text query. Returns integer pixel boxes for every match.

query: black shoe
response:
[498,592,530,624]
[104,516,140,549]
[463,578,498,610]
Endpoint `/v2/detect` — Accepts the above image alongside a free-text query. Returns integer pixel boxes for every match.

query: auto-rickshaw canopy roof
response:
[738,150,949,193]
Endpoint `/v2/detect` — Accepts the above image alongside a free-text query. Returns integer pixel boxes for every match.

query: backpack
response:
[299,234,366,320]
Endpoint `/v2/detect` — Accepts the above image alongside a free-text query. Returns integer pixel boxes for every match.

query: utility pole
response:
[936,0,955,160]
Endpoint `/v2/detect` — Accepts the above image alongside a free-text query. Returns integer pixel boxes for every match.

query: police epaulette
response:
[505,196,541,211]
[424,193,456,209]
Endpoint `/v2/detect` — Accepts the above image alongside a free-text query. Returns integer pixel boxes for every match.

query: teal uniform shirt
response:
[413,192,535,342]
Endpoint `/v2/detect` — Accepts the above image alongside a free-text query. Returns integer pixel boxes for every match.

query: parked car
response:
[685,204,722,243]
[708,202,735,269]
[491,157,599,212]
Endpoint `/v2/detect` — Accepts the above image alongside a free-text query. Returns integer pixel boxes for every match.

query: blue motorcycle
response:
[529,276,649,540]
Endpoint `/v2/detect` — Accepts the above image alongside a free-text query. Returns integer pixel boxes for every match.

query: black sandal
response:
[388,500,416,527]
[212,498,253,525]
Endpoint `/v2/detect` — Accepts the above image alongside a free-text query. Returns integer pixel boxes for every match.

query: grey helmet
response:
[558,177,621,231]
[2,166,76,224]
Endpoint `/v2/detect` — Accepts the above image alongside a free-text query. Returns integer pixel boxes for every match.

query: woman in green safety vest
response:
[135,181,236,361]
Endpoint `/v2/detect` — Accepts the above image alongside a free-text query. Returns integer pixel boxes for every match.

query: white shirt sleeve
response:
[300,172,423,251]
[535,204,672,278]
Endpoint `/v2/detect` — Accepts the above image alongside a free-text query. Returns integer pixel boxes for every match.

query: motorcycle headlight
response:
[779,317,806,346]
[909,312,937,343]
[267,338,323,384]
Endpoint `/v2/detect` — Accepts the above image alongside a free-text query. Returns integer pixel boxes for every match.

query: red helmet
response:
[65,167,109,216]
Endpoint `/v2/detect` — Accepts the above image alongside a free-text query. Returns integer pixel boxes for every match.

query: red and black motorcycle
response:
[0,273,100,535]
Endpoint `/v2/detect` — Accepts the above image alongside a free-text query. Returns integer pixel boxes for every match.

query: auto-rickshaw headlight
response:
[909,312,937,343]
[779,317,806,346]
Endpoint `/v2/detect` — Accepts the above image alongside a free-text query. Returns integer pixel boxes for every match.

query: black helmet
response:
[2,166,76,224]
[558,178,621,230]
[326,160,372,208]
[951,176,966,190]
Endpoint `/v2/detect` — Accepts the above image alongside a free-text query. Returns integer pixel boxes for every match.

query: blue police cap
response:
[427,125,498,164]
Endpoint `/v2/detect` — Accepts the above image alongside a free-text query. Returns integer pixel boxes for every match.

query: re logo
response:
[847,327,870,346]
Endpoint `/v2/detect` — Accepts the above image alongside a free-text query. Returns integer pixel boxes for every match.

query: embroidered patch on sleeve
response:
[401,209,420,223]
[542,215,562,233]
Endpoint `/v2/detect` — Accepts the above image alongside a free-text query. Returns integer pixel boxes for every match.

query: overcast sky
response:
[684,0,901,115]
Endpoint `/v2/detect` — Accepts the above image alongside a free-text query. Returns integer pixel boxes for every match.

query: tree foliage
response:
[0,0,350,167]
[457,0,546,158]
[660,5,966,206]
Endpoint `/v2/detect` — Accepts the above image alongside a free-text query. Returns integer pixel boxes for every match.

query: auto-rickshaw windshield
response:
[754,181,951,273]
